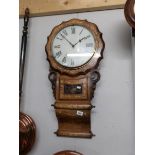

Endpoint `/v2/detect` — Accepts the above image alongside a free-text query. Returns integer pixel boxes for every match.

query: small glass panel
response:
[64,84,82,94]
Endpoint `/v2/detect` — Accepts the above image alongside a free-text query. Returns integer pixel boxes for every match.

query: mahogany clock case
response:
[45,19,105,138]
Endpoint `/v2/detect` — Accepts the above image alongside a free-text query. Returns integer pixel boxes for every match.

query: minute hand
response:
[73,35,90,47]
[60,33,74,47]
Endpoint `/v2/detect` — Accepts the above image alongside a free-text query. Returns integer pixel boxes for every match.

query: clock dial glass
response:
[52,25,95,68]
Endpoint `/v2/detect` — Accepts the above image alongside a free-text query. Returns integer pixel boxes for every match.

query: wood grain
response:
[45,19,104,138]
[19,0,126,17]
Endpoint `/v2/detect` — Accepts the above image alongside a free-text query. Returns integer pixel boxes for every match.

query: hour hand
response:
[60,33,74,47]
[73,35,90,47]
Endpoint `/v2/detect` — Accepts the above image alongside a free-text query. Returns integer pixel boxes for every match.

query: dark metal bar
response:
[19,8,29,106]
[19,8,36,155]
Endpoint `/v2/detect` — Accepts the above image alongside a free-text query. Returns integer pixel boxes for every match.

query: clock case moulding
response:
[45,19,105,138]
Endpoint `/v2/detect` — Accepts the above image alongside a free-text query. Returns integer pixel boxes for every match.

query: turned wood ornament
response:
[45,19,104,138]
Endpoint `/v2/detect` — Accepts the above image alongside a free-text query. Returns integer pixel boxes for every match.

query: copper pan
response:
[54,150,83,155]
[19,8,36,155]
[19,112,36,155]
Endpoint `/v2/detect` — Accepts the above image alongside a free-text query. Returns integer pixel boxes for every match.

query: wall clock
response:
[45,19,105,138]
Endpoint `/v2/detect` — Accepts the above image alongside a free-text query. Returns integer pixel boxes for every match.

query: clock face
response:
[52,25,95,68]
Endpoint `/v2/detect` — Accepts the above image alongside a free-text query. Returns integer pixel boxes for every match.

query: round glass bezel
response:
[45,19,104,75]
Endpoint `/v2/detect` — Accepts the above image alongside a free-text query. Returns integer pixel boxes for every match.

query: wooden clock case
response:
[45,19,105,138]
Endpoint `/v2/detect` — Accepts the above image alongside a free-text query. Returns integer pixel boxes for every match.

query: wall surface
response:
[19,9,134,155]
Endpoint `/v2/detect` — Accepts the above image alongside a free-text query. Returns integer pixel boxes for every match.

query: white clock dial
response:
[52,25,95,68]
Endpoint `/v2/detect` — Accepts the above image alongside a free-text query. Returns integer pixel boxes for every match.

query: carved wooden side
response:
[48,69,57,98]
[90,70,101,99]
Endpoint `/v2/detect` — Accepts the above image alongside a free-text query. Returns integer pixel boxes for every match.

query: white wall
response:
[19,9,134,155]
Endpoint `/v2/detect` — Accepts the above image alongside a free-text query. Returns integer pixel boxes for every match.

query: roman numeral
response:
[79,28,83,35]
[62,57,66,63]
[85,35,91,39]
[86,43,93,47]
[71,59,74,66]
[55,51,61,58]
[62,30,68,36]
[54,45,60,48]
[56,37,62,40]
[71,27,75,34]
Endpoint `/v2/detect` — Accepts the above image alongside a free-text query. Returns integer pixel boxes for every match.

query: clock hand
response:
[60,33,74,48]
[73,35,90,47]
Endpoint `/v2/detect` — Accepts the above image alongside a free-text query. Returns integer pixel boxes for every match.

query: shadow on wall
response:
[113,21,132,59]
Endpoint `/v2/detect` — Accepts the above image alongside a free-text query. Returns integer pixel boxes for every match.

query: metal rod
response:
[19,8,30,106]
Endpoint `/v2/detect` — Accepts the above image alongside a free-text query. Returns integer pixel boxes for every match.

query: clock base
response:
[55,130,94,138]
[55,108,94,138]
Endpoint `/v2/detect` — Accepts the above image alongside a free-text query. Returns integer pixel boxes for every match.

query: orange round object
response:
[54,150,83,155]
[19,112,36,155]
